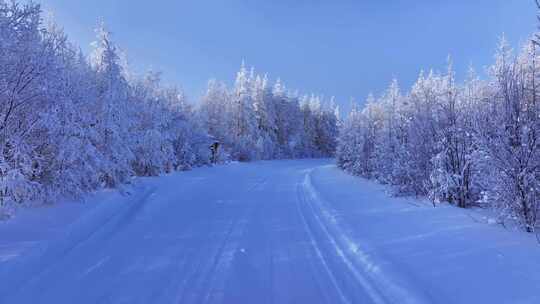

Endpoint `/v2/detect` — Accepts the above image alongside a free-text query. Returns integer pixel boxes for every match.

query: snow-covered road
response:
[1,159,540,304]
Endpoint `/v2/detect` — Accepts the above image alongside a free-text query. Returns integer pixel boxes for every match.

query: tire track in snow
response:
[172,212,243,304]
[296,183,352,304]
[201,177,269,304]
[175,177,268,304]
[297,168,430,304]
[1,187,157,301]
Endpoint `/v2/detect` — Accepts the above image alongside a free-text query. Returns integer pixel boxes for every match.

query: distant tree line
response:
[199,64,339,162]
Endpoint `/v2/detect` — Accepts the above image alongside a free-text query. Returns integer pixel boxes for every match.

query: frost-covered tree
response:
[90,23,134,186]
[252,74,278,159]
[475,38,540,231]
[199,79,233,152]
[229,63,259,160]
[429,66,486,208]
[336,100,365,173]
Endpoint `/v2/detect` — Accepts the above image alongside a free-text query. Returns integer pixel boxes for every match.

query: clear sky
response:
[39,0,536,110]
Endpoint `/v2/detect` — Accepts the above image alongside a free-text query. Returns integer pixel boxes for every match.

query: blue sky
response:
[40,0,536,110]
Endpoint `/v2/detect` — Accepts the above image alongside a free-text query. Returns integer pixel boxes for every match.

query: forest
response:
[0,1,339,217]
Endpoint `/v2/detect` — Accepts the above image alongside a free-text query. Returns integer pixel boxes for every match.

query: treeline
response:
[337,37,540,232]
[0,1,338,217]
[199,66,339,161]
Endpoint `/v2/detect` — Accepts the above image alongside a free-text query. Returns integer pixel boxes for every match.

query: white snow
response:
[1,159,539,304]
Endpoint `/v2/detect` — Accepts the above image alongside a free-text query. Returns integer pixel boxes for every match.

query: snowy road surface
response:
[1,159,540,304]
